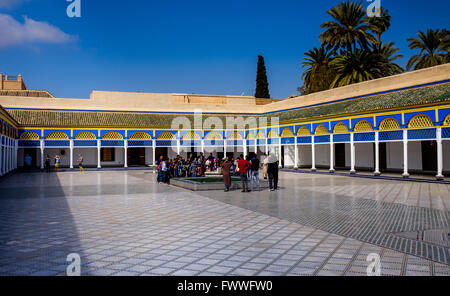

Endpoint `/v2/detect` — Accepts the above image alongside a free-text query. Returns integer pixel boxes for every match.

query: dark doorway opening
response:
[281,146,285,168]
[155,147,168,161]
[379,143,387,172]
[422,141,437,172]
[24,148,38,168]
[128,148,146,167]
[335,144,346,169]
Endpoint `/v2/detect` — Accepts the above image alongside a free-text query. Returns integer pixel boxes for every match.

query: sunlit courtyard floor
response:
[0,170,449,276]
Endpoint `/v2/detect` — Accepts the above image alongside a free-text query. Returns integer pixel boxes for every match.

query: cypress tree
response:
[254,55,270,98]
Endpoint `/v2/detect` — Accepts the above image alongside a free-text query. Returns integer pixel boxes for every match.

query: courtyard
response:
[0,170,449,276]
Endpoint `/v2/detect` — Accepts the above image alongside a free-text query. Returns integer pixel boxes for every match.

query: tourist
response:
[54,155,61,173]
[222,157,232,192]
[237,154,251,193]
[249,155,261,191]
[156,155,164,183]
[267,153,279,191]
[161,159,169,184]
[77,154,85,174]
[232,157,238,176]
[24,154,32,172]
[45,154,51,173]
[262,154,269,179]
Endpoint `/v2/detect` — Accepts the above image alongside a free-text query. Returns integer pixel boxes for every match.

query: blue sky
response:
[0,0,449,99]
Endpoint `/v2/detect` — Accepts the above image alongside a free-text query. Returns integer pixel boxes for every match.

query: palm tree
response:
[369,7,391,44]
[330,49,384,88]
[319,1,376,53]
[299,47,335,94]
[373,41,404,76]
[406,29,449,71]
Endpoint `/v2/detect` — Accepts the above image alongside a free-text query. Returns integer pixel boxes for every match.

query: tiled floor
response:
[0,170,448,276]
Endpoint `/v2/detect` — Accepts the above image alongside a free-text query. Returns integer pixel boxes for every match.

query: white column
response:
[152,140,156,166]
[243,139,247,157]
[278,138,282,168]
[402,129,409,178]
[124,140,128,168]
[176,139,181,155]
[254,137,257,154]
[14,140,18,170]
[201,139,205,154]
[6,141,9,173]
[40,139,44,170]
[330,136,335,173]
[436,127,444,180]
[350,133,356,174]
[224,139,227,157]
[311,136,316,172]
[374,131,380,176]
[265,138,269,155]
[69,139,74,169]
[97,139,101,169]
[294,136,299,169]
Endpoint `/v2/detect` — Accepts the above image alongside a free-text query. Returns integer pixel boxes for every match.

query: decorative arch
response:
[408,114,434,128]
[20,131,40,141]
[333,122,349,134]
[227,132,243,140]
[354,120,374,133]
[102,132,124,140]
[246,133,255,140]
[181,132,201,141]
[129,132,152,140]
[268,130,278,138]
[46,131,69,140]
[297,126,311,137]
[379,118,401,131]
[281,128,294,138]
[205,132,223,141]
[157,132,176,140]
[444,114,450,126]
[314,125,329,135]
[74,131,97,140]
[256,131,265,139]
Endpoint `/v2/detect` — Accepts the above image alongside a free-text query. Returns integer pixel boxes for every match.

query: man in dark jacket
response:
[267,154,279,191]
[249,155,261,191]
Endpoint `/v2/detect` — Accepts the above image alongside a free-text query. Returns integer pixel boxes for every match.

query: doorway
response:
[24,148,38,168]
[422,141,437,172]
[335,144,346,169]
[128,148,146,167]
[155,147,168,161]
[379,143,387,172]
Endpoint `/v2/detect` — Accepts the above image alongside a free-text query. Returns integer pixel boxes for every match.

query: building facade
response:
[0,64,449,179]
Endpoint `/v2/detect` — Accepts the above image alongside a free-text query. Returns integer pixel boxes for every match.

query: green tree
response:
[330,48,384,88]
[373,41,404,76]
[255,55,270,98]
[298,47,336,95]
[406,29,449,70]
[319,1,376,53]
[368,7,391,44]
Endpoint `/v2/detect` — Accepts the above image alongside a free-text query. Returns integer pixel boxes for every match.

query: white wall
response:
[101,148,125,167]
[73,148,97,167]
[408,141,422,171]
[315,144,330,167]
[443,141,450,173]
[298,145,312,167]
[44,148,70,167]
[284,145,295,167]
[355,143,374,169]
[386,142,403,170]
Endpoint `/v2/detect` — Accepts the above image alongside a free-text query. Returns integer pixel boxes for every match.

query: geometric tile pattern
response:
[0,171,449,276]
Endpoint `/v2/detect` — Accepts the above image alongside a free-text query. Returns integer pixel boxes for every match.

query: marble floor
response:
[0,170,449,276]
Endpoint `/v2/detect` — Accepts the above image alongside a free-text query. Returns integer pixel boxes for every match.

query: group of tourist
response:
[23,153,85,173]
[156,152,280,192]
